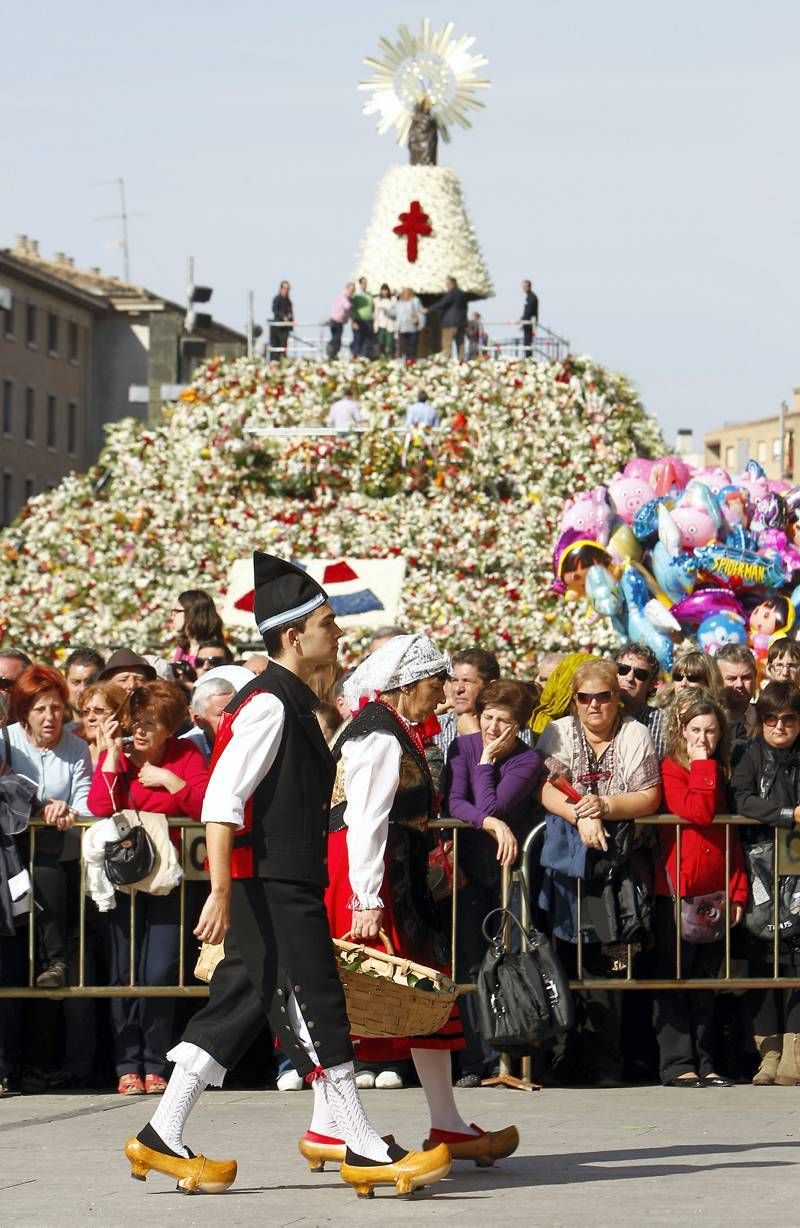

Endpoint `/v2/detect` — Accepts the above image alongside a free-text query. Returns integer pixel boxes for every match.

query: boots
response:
[775,1033,800,1085]
[752,1035,782,1086]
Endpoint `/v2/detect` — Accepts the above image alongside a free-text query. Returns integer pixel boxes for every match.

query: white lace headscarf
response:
[343,634,451,710]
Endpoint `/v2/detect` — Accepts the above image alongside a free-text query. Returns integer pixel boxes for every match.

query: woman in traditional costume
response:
[299,634,519,1172]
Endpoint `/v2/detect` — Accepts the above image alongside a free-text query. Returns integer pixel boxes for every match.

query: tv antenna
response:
[92,178,142,282]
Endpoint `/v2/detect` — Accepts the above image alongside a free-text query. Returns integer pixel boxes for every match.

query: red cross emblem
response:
[393,200,432,263]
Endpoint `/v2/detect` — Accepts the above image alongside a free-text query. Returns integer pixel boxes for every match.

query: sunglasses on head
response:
[575,690,614,706]
[763,712,800,728]
[195,656,226,668]
[617,663,651,682]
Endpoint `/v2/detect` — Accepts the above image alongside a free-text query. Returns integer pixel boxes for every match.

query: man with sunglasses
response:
[194,639,234,677]
[0,648,32,726]
[612,643,666,759]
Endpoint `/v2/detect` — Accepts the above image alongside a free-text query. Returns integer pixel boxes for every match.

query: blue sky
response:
[2,0,797,445]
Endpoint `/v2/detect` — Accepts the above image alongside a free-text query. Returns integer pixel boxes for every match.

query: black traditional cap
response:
[253,551,328,638]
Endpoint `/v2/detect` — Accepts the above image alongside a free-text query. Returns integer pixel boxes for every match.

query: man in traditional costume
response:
[297,634,519,1172]
[124,554,450,1198]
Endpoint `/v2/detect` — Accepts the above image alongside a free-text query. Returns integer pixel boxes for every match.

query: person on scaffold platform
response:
[123,554,450,1199]
[297,633,519,1171]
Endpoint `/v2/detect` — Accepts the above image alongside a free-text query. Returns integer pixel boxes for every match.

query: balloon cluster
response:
[551,456,800,673]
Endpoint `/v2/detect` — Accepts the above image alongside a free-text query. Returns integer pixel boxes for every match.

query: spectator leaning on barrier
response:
[766,639,800,684]
[653,690,747,1088]
[434,648,500,758]
[715,643,758,746]
[612,642,666,759]
[445,679,542,1086]
[88,679,209,1096]
[4,666,93,990]
[731,681,800,1086]
[537,658,661,1086]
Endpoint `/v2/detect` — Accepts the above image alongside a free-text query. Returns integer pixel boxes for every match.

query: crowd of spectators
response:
[3,594,800,1098]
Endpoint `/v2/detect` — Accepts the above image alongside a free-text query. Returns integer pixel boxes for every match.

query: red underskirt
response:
[325,827,464,1062]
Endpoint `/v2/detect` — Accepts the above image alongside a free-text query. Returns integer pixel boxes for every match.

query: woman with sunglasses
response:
[670,651,725,703]
[732,681,800,1085]
[654,690,747,1088]
[537,658,661,1086]
[77,682,128,766]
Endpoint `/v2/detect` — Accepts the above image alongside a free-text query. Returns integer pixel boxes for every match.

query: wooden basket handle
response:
[338,928,396,956]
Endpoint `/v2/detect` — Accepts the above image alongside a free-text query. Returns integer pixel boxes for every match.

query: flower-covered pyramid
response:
[0,354,663,668]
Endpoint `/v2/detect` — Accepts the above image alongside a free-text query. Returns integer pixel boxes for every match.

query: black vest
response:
[229,661,335,885]
[329,702,436,832]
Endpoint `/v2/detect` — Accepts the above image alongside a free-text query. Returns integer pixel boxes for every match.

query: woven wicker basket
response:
[333,930,458,1039]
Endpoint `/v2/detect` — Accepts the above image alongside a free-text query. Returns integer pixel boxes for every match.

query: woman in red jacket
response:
[88,680,209,1095]
[653,690,747,1088]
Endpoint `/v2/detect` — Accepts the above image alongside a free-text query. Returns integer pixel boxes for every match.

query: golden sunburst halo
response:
[359,18,490,145]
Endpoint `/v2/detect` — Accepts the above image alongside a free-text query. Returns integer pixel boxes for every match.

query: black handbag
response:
[744,839,800,944]
[476,908,574,1049]
[104,817,156,887]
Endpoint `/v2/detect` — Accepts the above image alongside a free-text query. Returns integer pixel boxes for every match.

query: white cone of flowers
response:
[354,165,493,296]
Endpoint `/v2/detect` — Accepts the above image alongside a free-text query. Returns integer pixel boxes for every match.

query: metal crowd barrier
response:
[3,814,800,1000]
[261,320,570,364]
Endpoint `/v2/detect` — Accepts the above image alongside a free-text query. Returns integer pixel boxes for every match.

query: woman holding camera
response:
[88,680,209,1095]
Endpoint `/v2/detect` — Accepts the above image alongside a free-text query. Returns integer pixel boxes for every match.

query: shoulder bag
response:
[476,908,574,1049]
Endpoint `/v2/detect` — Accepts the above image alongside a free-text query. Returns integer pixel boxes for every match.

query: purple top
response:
[445,731,542,830]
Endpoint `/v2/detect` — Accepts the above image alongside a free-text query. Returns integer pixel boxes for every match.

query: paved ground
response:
[1,1084,799,1226]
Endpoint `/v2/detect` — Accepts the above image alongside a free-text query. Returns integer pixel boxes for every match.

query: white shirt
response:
[201,692,285,828]
[327,398,362,431]
[342,729,402,909]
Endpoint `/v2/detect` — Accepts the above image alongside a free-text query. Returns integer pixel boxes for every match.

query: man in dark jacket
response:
[519,279,539,356]
[269,280,294,362]
[424,276,481,359]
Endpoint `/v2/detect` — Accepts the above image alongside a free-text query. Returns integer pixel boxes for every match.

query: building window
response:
[1,472,12,528]
[773,437,783,460]
[67,400,78,455]
[46,394,56,449]
[24,387,35,443]
[2,296,13,339]
[757,439,768,464]
[25,303,37,347]
[24,478,34,503]
[2,380,11,436]
[68,320,79,362]
[725,445,736,469]
[47,312,59,354]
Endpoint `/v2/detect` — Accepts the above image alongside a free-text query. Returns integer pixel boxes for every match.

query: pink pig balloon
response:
[623,457,655,483]
[559,485,612,545]
[607,474,656,526]
[692,466,732,493]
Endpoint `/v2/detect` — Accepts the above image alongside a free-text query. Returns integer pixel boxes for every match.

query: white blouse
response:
[342,730,403,910]
[201,692,285,828]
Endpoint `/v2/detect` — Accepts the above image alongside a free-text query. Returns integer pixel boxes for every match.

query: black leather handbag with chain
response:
[476,908,574,1049]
